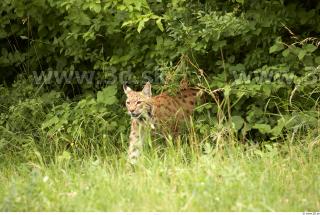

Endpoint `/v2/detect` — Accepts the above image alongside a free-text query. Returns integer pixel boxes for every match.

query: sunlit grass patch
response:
[0,137,319,211]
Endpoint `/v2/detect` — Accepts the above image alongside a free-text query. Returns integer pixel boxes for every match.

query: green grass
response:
[0,138,319,211]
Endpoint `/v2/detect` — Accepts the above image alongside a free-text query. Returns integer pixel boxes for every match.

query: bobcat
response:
[123,82,202,164]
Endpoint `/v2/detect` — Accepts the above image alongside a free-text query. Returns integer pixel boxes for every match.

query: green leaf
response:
[91,4,101,13]
[77,12,91,25]
[291,46,304,57]
[137,20,146,33]
[271,118,286,137]
[97,85,118,105]
[269,43,284,53]
[156,19,164,32]
[42,116,59,129]
[298,50,307,60]
[253,123,271,134]
[231,115,244,131]
[282,49,290,57]
[262,85,271,96]
[20,36,29,40]
[315,56,320,65]
[303,44,317,53]
[121,20,134,28]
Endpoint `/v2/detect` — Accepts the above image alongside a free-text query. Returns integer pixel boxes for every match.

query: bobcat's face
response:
[123,82,152,119]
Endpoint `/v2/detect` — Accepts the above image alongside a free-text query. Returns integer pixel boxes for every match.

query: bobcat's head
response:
[123,82,152,119]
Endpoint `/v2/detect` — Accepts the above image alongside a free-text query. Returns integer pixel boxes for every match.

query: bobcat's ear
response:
[142,82,152,97]
[123,83,132,94]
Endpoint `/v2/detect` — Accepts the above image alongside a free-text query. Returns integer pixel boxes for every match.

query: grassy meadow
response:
[1,134,319,211]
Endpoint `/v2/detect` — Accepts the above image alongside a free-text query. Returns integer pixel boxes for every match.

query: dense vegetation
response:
[0,0,319,211]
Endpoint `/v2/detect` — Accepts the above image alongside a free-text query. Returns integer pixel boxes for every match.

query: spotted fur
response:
[123,82,201,164]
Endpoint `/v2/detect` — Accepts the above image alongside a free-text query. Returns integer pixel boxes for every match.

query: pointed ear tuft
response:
[142,81,152,97]
[123,83,132,94]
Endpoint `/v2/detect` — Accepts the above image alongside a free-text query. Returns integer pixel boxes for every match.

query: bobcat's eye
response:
[137,101,142,104]
[126,101,130,105]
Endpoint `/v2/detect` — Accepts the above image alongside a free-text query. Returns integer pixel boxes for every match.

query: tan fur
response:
[124,82,201,164]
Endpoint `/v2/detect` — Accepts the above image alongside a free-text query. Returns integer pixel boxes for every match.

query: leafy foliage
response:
[0,0,320,155]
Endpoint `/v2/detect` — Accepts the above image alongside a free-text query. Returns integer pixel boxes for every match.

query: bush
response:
[0,0,319,153]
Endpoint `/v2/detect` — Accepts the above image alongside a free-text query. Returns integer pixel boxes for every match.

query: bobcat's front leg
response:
[128,119,144,164]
